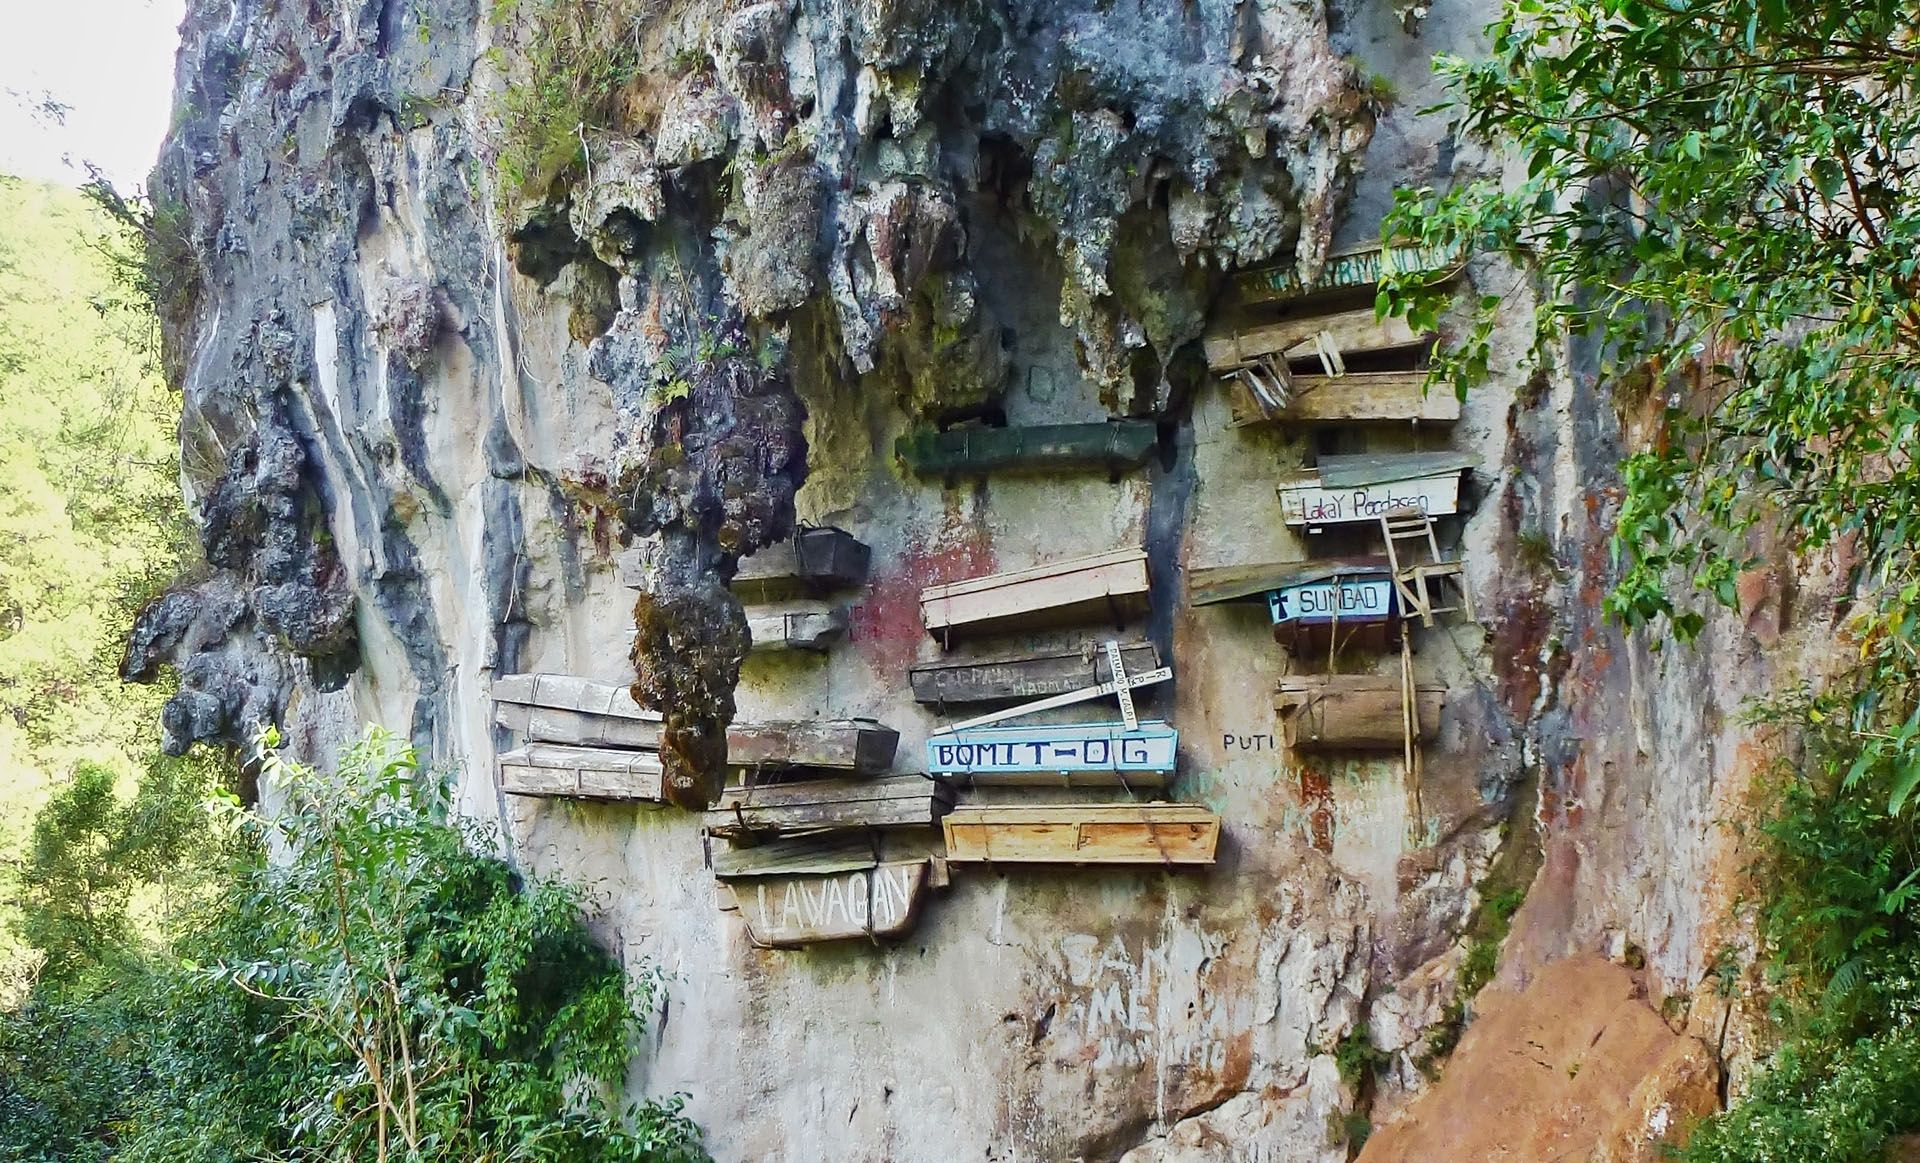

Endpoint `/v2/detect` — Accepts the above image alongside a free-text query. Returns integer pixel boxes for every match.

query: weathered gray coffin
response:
[498,743,665,801]
[492,673,659,721]
[493,702,663,749]
[703,776,954,839]
[727,719,899,774]
[712,834,887,880]
[909,641,1161,705]
[618,527,870,602]
[747,603,850,651]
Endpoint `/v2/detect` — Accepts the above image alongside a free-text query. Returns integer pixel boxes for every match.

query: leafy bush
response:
[0,728,705,1162]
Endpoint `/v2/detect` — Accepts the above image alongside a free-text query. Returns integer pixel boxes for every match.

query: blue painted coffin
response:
[1266,572,1398,628]
[927,721,1178,779]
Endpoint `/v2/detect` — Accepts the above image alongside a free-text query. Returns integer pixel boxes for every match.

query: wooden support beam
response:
[941,805,1220,865]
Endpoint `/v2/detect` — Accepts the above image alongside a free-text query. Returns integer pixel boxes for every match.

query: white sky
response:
[0,0,188,190]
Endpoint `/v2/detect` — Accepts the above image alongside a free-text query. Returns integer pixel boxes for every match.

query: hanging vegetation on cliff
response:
[1381,0,1920,1155]
[0,728,706,1162]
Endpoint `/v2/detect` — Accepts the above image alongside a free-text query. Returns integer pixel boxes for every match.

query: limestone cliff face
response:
[132,0,1819,1157]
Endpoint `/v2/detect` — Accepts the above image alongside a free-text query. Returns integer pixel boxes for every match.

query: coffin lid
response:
[1308,451,1477,489]
[1189,555,1392,606]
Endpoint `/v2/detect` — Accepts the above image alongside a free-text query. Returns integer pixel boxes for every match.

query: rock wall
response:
[131,0,1832,1157]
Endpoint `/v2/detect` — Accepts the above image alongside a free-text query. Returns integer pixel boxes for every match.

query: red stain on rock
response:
[850,514,994,674]
[1298,764,1334,853]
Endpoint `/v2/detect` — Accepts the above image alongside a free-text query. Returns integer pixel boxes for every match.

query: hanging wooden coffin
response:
[722,861,931,947]
[726,719,899,774]
[1233,241,1464,305]
[926,721,1178,787]
[712,834,890,880]
[617,528,868,601]
[1274,675,1446,751]
[941,804,1220,865]
[920,548,1149,640]
[1203,306,1427,374]
[747,602,849,651]
[493,702,663,749]
[1226,371,1461,426]
[704,776,954,839]
[492,674,663,748]
[493,673,659,722]
[1277,452,1474,530]
[498,743,666,801]
[896,421,1158,477]
[910,641,1161,705]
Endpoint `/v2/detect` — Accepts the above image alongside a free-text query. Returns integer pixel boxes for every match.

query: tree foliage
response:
[0,176,201,987]
[1380,0,1920,1155]
[0,728,706,1162]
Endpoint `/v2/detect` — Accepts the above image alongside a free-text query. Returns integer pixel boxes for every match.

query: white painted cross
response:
[930,641,1171,735]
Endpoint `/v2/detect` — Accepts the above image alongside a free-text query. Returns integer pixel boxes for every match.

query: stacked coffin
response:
[703,719,953,948]
[911,555,1219,866]
[619,525,870,653]
[493,672,943,947]
[1195,238,1479,762]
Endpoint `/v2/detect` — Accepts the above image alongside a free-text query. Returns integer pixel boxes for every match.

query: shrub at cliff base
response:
[1381,0,1920,1157]
[0,728,705,1163]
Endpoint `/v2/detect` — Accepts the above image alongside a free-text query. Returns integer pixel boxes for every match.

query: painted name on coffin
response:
[1266,576,1395,625]
[927,722,1178,776]
[747,864,919,943]
[1277,471,1462,528]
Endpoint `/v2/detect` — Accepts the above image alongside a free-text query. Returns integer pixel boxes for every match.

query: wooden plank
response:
[1234,241,1464,305]
[896,421,1159,477]
[747,603,849,651]
[1278,469,1464,529]
[730,862,930,947]
[1227,371,1462,426]
[499,744,666,802]
[926,721,1178,781]
[622,527,872,600]
[1203,307,1425,372]
[712,834,881,880]
[941,805,1219,865]
[920,549,1149,638]
[492,673,659,722]
[911,641,1162,704]
[494,703,663,750]
[704,775,951,838]
[1274,675,1446,751]
[727,719,898,773]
